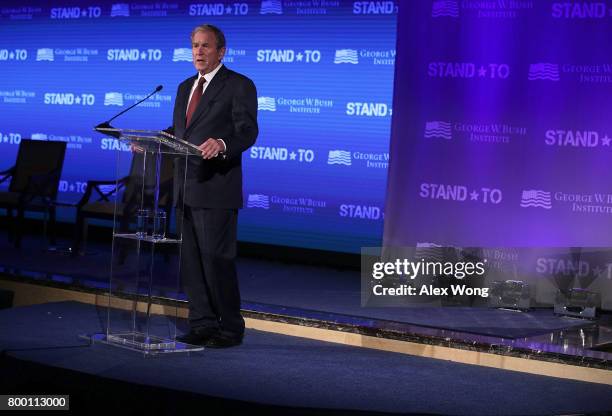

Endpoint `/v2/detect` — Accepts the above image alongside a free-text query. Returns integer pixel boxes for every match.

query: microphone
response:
[95,85,163,134]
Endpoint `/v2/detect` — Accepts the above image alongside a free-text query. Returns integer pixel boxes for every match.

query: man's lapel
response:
[178,75,197,129]
[185,66,228,132]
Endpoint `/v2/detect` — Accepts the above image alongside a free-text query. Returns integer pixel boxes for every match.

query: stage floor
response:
[0,232,611,373]
[1,301,612,415]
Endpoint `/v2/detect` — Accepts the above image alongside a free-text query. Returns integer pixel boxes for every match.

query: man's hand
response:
[130,143,145,153]
[198,138,225,159]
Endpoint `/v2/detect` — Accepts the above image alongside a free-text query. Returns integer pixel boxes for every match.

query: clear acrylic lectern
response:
[86,127,203,355]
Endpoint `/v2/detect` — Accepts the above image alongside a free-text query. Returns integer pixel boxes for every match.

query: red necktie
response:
[186,77,206,127]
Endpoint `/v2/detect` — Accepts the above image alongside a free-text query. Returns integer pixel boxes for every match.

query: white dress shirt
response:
[186,62,226,152]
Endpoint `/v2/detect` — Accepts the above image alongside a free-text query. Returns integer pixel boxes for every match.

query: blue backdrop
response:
[0,0,397,253]
[384,1,612,309]
[386,0,612,247]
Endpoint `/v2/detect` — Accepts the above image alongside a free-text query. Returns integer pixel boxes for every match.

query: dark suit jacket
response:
[170,65,258,209]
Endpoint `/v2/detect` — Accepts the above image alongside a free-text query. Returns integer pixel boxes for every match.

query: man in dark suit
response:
[171,24,258,348]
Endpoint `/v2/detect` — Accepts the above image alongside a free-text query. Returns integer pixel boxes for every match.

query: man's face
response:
[192,30,225,75]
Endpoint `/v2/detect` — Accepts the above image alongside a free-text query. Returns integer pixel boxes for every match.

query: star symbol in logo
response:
[226,6,232,13]
[3,135,8,143]
[69,184,75,191]
[470,190,479,201]
[296,53,303,61]
[140,51,147,59]
[478,66,487,77]
[593,266,603,277]
[602,135,611,146]
[82,9,88,16]
[290,151,296,160]
[75,96,81,104]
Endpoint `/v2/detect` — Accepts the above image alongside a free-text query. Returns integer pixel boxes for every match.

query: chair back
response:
[9,139,67,199]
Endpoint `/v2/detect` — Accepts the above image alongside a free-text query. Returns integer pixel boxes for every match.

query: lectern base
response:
[82,332,205,355]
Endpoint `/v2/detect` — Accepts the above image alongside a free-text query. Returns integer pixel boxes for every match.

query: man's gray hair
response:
[190,24,226,50]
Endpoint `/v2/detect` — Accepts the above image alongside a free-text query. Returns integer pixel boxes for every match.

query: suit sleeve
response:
[225,77,258,159]
[165,84,184,137]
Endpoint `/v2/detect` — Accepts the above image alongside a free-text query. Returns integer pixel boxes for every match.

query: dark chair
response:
[72,152,174,255]
[0,139,67,248]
